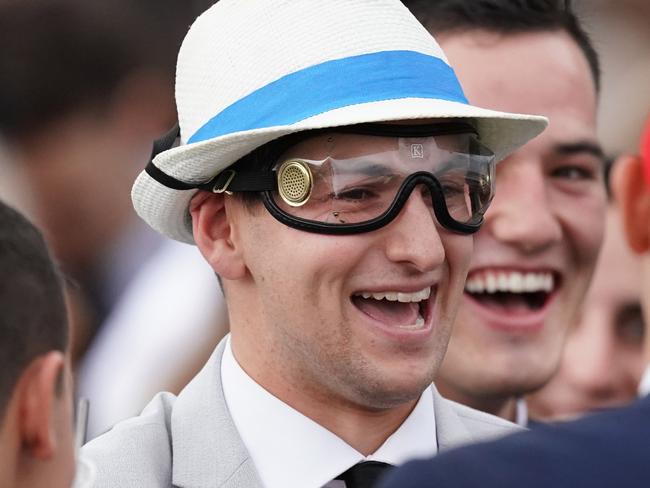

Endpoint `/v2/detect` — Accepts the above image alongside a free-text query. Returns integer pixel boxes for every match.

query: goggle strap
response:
[208,171,276,193]
[145,161,275,193]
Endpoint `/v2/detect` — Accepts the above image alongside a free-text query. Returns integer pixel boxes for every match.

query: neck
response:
[277,386,418,456]
[230,330,418,455]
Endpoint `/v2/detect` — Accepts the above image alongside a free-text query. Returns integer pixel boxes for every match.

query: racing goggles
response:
[200,122,495,235]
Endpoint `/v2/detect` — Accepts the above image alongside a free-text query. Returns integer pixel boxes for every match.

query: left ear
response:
[190,191,248,280]
[612,154,650,253]
[18,351,66,459]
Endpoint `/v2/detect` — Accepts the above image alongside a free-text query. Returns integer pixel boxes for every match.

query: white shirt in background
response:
[638,364,650,397]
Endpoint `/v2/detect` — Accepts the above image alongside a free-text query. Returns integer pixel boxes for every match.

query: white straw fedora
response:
[133,0,548,244]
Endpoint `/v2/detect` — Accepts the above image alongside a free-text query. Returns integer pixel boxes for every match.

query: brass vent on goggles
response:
[277,159,313,207]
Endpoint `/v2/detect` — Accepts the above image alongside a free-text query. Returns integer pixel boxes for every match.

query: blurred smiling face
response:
[208,130,474,410]
[528,204,646,419]
[436,30,606,405]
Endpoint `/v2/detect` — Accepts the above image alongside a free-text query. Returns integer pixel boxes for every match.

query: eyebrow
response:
[333,160,395,176]
[554,141,605,162]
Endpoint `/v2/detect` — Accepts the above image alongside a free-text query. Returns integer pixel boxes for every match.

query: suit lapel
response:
[431,385,475,452]
[171,338,264,488]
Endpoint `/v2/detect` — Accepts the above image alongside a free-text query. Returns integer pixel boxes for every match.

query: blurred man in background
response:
[529,160,646,420]
[380,113,650,488]
[0,200,75,488]
[405,0,606,425]
[0,0,228,438]
[0,0,186,354]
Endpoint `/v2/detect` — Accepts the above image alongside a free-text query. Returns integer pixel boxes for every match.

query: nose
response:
[383,187,450,272]
[487,160,562,253]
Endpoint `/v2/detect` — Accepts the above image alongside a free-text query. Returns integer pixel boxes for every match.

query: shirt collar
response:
[221,336,437,488]
[639,364,650,397]
[515,398,528,427]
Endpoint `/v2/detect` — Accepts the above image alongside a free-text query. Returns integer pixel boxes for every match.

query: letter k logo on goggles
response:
[148,122,496,235]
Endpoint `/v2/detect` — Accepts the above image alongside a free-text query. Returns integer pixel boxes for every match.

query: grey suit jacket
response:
[82,338,521,487]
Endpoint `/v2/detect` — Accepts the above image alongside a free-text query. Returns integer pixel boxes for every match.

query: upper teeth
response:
[356,287,431,302]
[465,272,554,294]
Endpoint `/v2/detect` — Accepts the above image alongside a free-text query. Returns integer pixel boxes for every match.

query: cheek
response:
[442,232,473,279]
[244,219,359,294]
[557,192,606,268]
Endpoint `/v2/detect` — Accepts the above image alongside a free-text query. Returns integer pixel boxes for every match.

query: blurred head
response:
[0,0,195,276]
[407,0,606,417]
[528,172,645,419]
[0,201,74,488]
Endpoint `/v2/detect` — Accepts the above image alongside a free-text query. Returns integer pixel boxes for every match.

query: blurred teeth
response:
[465,271,554,294]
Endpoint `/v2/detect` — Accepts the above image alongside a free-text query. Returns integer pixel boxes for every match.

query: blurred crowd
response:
[0,0,649,486]
[0,0,230,439]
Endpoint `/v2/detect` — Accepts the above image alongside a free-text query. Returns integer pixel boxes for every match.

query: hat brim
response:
[133,97,547,243]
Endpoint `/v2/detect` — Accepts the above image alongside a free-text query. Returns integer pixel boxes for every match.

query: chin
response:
[485,368,558,398]
[355,370,434,409]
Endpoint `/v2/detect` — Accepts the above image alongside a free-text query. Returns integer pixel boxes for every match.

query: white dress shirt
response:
[639,364,650,397]
[221,337,438,488]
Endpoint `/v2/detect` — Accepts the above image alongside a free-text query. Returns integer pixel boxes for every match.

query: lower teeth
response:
[398,315,425,330]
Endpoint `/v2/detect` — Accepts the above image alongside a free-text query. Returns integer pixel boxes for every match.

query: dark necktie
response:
[336,461,393,488]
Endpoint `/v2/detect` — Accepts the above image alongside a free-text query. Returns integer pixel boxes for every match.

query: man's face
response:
[435,30,606,401]
[223,130,473,410]
[528,204,646,419]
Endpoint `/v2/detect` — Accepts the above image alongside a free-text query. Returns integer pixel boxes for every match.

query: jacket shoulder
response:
[444,396,524,440]
[81,392,177,488]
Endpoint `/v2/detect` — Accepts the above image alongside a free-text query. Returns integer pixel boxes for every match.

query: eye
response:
[334,187,379,201]
[438,179,465,198]
[615,303,645,347]
[550,164,598,181]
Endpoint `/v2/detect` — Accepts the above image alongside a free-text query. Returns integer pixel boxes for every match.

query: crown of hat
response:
[132,0,547,244]
[175,0,465,147]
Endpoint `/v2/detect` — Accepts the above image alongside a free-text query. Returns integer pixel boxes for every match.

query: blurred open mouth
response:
[463,270,560,330]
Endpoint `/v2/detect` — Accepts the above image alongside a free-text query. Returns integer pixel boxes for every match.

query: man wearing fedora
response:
[81,1,545,487]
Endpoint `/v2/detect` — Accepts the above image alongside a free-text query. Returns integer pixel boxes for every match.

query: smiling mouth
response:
[352,287,431,330]
[464,270,558,313]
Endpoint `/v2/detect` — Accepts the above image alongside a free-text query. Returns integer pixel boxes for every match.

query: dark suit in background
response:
[380,395,650,488]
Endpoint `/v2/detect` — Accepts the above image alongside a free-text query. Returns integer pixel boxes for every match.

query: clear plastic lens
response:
[271,132,494,226]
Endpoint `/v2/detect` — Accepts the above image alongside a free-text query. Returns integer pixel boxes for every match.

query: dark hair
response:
[0,0,199,140]
[0,201,68,418]
[403,0,600,92]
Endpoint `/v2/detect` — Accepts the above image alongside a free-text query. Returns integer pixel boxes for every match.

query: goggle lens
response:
[269,132,494,233]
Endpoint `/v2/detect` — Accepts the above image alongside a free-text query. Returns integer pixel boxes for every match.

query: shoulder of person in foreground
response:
[381,395,650,488]
[80,392,177,488]
[434,389,524,451]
